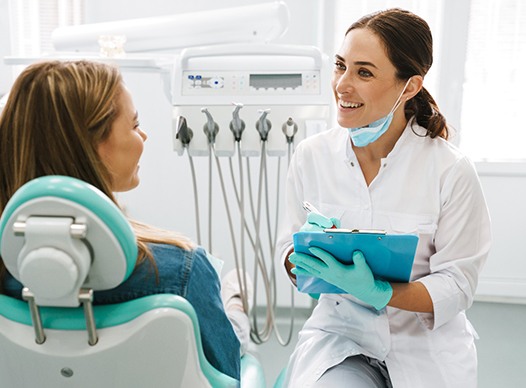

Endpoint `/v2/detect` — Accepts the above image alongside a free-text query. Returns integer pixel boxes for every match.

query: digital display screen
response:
[249,74,302,89]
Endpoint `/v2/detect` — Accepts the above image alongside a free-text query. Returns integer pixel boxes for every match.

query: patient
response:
[0,60,248,381]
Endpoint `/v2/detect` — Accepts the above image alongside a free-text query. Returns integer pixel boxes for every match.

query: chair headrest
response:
[0,176,137,307]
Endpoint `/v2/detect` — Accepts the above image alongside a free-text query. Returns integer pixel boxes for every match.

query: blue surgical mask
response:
[347,79,411,147]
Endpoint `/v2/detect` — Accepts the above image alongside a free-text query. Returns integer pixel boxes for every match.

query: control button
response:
[208,77,224,89]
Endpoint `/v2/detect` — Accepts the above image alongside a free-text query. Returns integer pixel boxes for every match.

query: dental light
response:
[51,2,290,53]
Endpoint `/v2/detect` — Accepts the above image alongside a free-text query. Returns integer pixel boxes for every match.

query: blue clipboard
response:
[292,229,419,294]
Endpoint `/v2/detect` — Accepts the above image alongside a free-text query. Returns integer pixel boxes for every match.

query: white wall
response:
[0,0,12,96]
[476,164,526,303]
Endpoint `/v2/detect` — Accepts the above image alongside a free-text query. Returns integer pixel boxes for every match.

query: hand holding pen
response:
[288,202,341,295]
[300,201,340,231]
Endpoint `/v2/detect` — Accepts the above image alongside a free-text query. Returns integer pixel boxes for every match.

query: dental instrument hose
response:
[187,111,298,348]
[211,143,252,315]
[187,153,202,245]
[176,116,201,245]
[224,140,295,346]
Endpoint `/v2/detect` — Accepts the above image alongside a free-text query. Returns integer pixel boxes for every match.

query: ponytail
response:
[406,87,448,140]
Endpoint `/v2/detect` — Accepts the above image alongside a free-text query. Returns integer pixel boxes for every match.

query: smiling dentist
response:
[276,8,491,388]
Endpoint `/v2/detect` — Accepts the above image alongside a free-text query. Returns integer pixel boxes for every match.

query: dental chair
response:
[0,175,265,387]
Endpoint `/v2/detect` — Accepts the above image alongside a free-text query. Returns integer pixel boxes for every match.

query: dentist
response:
[276,8,491,387]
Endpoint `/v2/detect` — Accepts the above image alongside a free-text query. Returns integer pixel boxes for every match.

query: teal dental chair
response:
[0,175,265,387]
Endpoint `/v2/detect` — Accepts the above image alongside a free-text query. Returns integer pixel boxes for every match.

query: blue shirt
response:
[3,243,241,380]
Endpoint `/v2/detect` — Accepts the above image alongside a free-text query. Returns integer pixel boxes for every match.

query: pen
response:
[302,201,323,216]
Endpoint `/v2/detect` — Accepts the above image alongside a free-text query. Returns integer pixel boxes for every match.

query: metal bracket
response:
[22,287,98,346]
[79,288,98,346]
[13,220,87,238]
[22,287,46,344]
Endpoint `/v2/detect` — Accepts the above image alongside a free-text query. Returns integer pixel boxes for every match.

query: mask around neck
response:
[347,78,411,147]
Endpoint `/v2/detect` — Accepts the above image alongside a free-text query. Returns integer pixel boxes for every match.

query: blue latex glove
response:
[300,212,341,231]
[289,248,393,310]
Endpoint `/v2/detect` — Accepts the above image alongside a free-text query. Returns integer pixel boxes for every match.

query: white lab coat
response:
[276,120,491,387]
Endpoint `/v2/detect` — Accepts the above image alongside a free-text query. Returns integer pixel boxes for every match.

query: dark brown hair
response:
[347,8,448,139]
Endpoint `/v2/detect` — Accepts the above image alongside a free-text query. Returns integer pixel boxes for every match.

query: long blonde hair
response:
[0,60,194,290]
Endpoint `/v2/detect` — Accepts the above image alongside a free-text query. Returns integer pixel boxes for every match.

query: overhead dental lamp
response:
[51,1,290,53]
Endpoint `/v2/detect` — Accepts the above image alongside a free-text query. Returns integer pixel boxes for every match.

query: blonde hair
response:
[0,60,194,290]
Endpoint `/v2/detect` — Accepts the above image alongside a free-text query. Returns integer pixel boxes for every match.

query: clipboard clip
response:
[323,228,387,235]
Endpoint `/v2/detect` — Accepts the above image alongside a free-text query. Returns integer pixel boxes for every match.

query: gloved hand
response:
[295,211,340,299]
[300,212,341,232]
[289,248,392,310]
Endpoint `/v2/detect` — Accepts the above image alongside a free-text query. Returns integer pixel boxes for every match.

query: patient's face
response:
[97,85,147,192]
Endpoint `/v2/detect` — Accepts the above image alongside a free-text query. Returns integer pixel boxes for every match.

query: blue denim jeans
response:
[3,243,241,380]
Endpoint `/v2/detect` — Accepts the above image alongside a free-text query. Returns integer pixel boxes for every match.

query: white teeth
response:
[340,100,363,108]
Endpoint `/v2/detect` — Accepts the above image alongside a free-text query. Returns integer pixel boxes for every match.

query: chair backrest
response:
[0,175,137,307]
[0,176,240,387]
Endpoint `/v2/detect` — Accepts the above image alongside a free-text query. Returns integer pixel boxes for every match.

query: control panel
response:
[182,70,321,96]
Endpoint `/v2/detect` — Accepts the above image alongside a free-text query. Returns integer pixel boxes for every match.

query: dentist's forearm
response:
[284,247,297,286]
[389,281,433,313]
